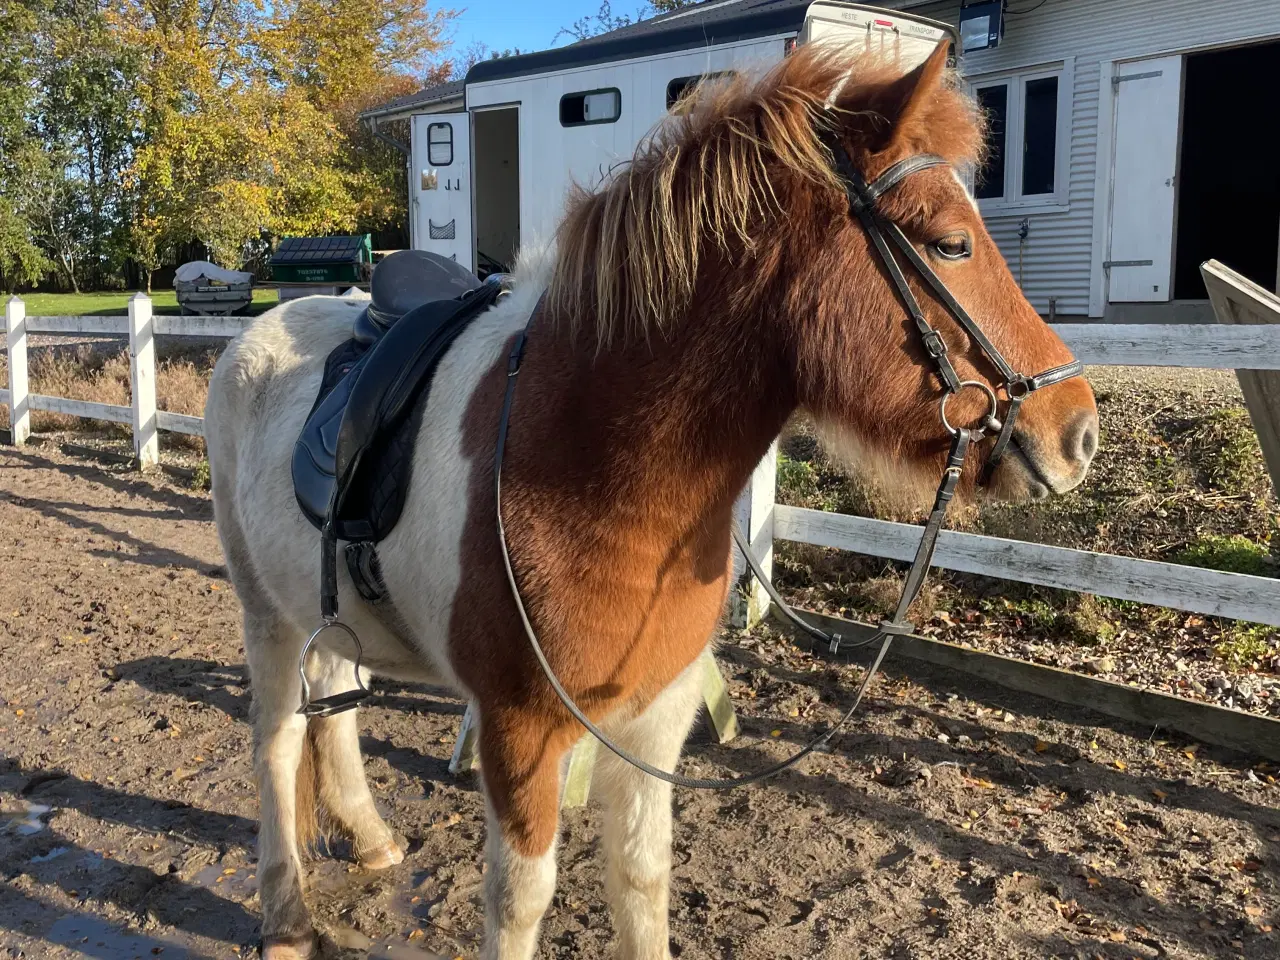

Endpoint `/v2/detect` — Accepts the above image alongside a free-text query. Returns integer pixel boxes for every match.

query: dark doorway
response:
[1174,40,1280,299]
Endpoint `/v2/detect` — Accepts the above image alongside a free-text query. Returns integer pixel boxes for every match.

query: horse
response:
[204,42,1098,960]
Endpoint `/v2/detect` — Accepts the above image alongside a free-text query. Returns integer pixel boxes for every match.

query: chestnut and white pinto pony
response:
[205,44,1098,960]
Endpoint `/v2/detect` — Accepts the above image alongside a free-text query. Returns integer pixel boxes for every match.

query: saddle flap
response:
[291,282,503,543]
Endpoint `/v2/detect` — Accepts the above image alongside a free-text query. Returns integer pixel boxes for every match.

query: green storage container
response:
[270,235,373,284]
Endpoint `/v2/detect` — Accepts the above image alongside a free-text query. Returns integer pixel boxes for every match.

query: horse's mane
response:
[546,44,983,346]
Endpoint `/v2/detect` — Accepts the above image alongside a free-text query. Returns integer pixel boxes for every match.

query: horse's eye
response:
[932,233,971,260]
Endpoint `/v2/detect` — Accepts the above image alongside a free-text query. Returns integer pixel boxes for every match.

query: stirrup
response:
[297,618,371,717]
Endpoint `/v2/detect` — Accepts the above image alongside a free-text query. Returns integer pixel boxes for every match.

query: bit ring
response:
[940,380,1000,437]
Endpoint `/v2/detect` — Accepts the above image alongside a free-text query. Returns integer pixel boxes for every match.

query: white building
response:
[894,0,1280,320]
[362,0,1280,320]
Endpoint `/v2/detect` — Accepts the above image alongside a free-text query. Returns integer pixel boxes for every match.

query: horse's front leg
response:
[594,659,704,960]
[478,708,574,960]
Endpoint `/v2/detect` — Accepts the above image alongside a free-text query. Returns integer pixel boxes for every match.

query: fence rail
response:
[1,294,254,455]
[4,265,1279,630]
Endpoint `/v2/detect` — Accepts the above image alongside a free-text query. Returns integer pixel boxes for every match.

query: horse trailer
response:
[363,1,957,278]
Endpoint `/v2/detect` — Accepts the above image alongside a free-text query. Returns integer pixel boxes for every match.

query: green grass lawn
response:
[17,288,280,317]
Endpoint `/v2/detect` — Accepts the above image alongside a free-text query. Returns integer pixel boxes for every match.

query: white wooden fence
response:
[4,261,1279,630]
[2,294,251,465]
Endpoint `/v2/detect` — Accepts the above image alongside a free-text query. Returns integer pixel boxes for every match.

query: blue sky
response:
[448,0,646,57]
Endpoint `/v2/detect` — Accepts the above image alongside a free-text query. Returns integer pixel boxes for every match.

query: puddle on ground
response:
[192,863,258,896]
[46,913,192,960]
[4,801,52,835]
[30,845,70,862]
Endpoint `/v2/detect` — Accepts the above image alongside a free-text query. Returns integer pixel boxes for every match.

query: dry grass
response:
[0,343,217,453]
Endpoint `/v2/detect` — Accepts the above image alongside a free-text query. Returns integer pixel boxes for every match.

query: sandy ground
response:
[2,443,1279,960]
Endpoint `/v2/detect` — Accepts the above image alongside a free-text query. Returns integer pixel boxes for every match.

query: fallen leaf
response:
[1152,789,1168,801]
[1113,760,1127,771]
[1245,905,1264,918]
[1034,740,1049,753]
[771,730,782,737]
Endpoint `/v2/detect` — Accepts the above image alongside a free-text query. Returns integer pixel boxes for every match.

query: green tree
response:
[35,6,140,288]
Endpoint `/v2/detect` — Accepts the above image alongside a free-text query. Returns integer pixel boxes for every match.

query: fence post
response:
[731,443,777,627]
[5,296,29,445]
[1201,260,1280,502]
[128,292,159,469]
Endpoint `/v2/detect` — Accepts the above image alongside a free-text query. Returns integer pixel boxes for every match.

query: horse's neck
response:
[517,309,795,534]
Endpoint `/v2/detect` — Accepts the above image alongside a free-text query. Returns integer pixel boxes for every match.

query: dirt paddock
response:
[1,444,1278,960]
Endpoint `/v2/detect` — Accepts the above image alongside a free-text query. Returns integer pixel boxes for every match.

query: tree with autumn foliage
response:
[110,0,454,283]
[1,0,455,290]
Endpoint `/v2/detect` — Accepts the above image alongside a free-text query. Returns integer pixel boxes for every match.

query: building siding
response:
[911,0,1280,317]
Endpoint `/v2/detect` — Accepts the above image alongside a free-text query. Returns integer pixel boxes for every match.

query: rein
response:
[494,131,1083,790]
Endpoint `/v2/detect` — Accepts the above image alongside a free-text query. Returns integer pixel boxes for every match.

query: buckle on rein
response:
[298,522,373,717]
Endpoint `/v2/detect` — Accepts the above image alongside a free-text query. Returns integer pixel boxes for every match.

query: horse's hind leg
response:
[241,608,318,959]
[594,659,704,960]
[305,648,403,868]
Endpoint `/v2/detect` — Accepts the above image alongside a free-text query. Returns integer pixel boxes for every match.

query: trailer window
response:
[427,122,453,166]
[560,88,621,126]
[666,72,735,112]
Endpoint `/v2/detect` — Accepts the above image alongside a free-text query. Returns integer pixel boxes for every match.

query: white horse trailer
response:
[404,1,957,276]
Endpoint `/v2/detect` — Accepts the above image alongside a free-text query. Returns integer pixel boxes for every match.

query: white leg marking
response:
[594,658,704,960]
[482,800,559,960]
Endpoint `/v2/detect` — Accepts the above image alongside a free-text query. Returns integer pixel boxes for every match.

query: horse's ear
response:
[868,41,950,154]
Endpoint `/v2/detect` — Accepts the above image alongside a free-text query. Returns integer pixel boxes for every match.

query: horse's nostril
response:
[1068,411,1100,465]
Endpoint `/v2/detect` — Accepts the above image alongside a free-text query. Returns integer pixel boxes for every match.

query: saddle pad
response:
[292,284,502,542]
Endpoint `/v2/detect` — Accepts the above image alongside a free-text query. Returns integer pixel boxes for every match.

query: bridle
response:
[493,126,1084,791]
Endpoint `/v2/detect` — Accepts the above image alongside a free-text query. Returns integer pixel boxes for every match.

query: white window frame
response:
[966,57,1073,215]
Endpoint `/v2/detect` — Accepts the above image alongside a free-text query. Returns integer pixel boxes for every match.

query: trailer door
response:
[411,112,473,270]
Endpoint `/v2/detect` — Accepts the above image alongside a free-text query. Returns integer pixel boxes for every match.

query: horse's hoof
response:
[261,934,319,960]
[357,841,404,871]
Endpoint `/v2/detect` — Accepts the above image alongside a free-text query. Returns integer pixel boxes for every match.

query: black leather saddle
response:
[292,251,503,593]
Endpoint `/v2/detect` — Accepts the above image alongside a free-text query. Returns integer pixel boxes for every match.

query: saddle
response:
[292,250,504,611]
